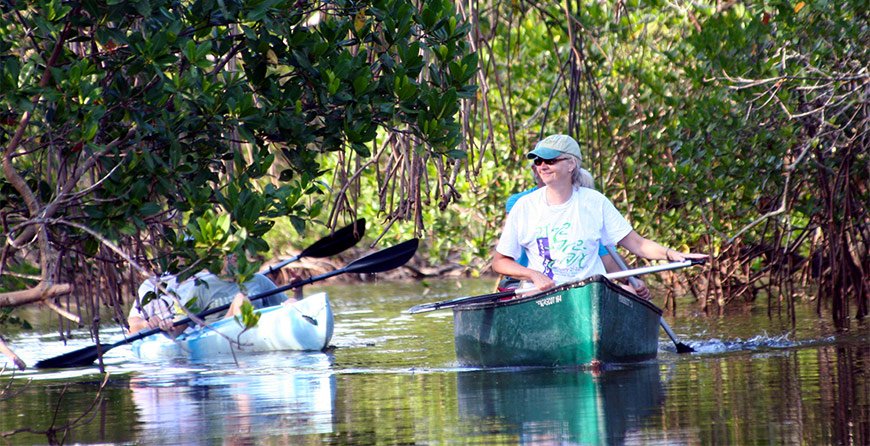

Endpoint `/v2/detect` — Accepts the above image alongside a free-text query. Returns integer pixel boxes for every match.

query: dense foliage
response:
[347,0,865,326]
[0,0,475,364]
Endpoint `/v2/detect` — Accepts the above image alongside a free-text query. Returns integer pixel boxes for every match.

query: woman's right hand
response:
[146,316,173,331]
[145,316,186,337]
[528,270,556,291]
[630,279,650,300]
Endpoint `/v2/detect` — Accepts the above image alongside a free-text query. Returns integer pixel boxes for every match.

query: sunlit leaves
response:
[45,0,72,22]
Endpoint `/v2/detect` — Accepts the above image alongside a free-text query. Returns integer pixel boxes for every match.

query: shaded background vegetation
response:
[0,0,866,367]
[366,0,867,328]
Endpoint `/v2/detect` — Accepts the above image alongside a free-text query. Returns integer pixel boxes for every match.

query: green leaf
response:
[46,0,72,21]
[139,202,162,216]
[353,75,370,95]
[234,300,261,330]
[445,149,466,159]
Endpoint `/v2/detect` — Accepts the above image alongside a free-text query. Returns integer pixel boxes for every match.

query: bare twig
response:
[0,338,25,371]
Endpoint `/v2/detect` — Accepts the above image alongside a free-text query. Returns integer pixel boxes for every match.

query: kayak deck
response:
[132,292,334,360]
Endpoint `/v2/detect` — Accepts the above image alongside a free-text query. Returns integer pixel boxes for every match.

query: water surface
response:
[2,278,867,445]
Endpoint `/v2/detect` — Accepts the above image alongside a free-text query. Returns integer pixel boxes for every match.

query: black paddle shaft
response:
[604,244,696,354]
[407,289,519,314]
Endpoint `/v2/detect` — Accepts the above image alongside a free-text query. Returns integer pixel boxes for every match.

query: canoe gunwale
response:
[452,275,663,316]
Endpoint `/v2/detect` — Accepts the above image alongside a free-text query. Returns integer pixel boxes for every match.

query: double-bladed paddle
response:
[405,259,705,314]
[604,245,696,354]
[265,219,366,274]
[36,238,419,369]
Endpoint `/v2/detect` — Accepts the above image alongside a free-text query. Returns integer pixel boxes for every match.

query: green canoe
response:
[453,276,663,367]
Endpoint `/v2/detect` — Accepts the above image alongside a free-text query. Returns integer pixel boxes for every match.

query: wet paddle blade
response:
[659,318,695,354]
[675,342,695,354]
[268,219,366,272]
[298,218,366,259]
[35,327,161,369]
[35,345,101,369]
[343,238,419,275]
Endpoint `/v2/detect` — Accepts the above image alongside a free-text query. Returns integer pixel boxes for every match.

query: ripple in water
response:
[672,331,840,355]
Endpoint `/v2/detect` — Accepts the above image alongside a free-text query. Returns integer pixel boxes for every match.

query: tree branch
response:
[0,338,25,371]
[0,283,72,308]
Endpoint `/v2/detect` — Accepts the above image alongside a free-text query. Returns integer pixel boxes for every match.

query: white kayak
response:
[132,292,334,360]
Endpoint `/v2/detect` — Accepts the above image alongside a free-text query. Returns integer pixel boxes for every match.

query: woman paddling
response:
[499,161,652,298]
[492,134,707,294]
[126,271,290,335]
[127,254,303,335]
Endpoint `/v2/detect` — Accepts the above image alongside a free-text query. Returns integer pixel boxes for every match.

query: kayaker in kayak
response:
[492,134,707,294]
[498,163,651,299]
[127,264,291,335]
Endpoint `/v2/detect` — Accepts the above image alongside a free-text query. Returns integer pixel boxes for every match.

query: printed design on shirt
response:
[534,221,590,280]
[549,221,588,268]
[535,237,554,279]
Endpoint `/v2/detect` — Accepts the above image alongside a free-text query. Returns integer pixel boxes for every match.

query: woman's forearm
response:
[127,316,148,334]
[618,231,668,260]
[492,251,533,280]
[619,230,709,262]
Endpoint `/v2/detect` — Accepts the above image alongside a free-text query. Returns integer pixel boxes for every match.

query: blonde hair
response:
[568,157,595,189]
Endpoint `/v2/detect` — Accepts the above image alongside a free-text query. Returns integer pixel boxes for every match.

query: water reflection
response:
[456,364,664,445]
[129,352,336,444]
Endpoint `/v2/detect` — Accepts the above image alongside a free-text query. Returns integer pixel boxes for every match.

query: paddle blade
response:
[299,218,366,259]
[35,325,163,369]
[675,342,695,354]
[659,318,695,354]
[35,345,100,369]
[343,238,419,275]
[406,302,441,314]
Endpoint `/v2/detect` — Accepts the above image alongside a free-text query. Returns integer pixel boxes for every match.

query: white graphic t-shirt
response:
[496,187,633,284]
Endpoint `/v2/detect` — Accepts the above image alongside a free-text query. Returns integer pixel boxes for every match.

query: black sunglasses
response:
[532,157,568,166]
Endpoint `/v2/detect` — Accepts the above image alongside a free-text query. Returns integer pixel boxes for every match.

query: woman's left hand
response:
[666,249,709,262]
